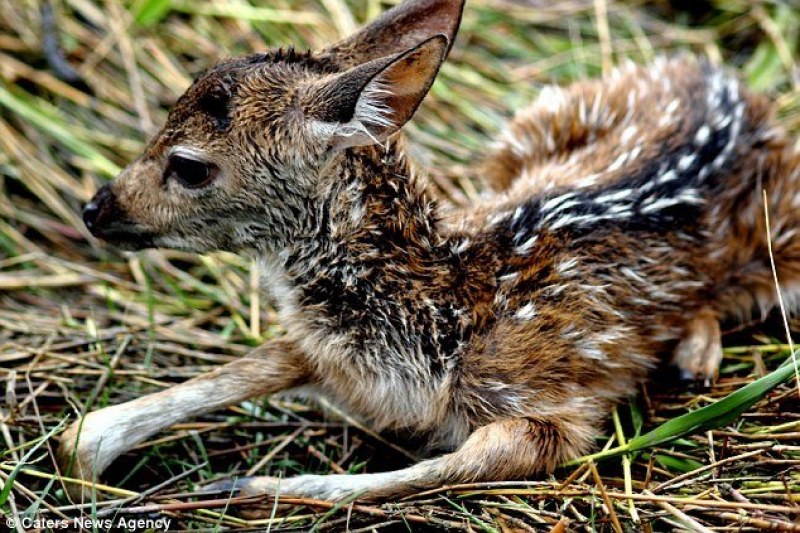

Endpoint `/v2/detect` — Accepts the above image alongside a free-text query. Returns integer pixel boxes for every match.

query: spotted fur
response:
[62,0,800,504]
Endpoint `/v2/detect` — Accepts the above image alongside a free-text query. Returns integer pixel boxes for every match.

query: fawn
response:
[61,0,800,502]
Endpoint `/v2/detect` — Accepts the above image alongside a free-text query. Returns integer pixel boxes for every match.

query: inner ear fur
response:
[305,35,449,150]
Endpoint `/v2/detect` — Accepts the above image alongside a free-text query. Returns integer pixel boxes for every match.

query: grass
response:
[1,0,799,530]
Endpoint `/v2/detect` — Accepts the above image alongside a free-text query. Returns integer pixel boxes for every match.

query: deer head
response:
[82,0,465,253]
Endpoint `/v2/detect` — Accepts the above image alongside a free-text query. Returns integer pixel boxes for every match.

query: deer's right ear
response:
[322,0,464,67]
[302,35,448,151]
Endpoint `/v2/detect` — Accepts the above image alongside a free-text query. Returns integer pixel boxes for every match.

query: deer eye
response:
[165,154,219,189]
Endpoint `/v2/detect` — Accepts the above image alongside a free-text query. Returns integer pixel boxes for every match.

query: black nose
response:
[82,201,100,229]
[83,184,116,233]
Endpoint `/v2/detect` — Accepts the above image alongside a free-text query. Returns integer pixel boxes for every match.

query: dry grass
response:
[1,0,799,530]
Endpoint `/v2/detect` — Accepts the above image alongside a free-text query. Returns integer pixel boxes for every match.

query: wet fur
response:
[60,0,800,503]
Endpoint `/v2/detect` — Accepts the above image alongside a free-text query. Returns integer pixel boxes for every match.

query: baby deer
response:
[61,0,800,502]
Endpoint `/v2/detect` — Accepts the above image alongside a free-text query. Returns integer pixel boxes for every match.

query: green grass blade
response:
[567,355,798,466]
[652,453,704,473]
[0,85,120,177]
[171,1,324,25]
[626,355,798,451]
[131,0,174,27]
[0,419,67,512]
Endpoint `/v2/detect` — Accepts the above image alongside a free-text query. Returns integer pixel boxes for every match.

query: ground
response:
[1,0,799,531]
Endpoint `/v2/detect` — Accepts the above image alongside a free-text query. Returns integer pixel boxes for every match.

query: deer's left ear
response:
[303,35,448,150]
[322,0,464,67]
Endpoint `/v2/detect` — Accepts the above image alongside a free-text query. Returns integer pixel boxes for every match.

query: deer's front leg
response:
[57,338,309,499]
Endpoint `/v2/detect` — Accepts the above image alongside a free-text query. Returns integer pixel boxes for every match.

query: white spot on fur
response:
[658,169,677,184]
[556,258,579,276]
[678,154,696,171]
[488,211,512,226]
[499,272,520,282]
[515,235,538,255]
[694,124,711,145]
[620,125,638,145]
[537,85,567,114]
[607,152,629,172]
[580,341,606,361]
[541,192,578,213]
[453,239,470,255]
[515,302,536,320]
[596,188,633,204]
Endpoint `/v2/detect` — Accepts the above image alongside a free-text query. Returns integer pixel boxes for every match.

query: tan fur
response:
[63,0,800,504]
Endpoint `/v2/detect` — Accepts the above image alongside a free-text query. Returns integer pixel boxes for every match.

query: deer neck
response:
[277,143,446,282]
[258,144,480,373]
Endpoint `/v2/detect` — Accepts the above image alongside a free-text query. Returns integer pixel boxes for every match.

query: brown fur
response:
[62,0,800,503]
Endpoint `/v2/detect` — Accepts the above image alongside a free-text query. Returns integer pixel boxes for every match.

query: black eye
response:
[164,154,219,189]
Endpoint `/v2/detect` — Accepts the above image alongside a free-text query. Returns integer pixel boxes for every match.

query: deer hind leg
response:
[695,156,800,380]
[57,339,309,501]
[671,306,723,384]
[209,415,595,502]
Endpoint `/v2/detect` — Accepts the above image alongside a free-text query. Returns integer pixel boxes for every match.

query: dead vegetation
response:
[1,0,799,530]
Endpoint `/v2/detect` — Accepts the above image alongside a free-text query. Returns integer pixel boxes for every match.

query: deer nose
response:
[82,202,100,229]
[82,184,117,233]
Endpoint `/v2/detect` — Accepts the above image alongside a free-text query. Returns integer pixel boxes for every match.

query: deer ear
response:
[322,0,464,67]
[304,35,448,150]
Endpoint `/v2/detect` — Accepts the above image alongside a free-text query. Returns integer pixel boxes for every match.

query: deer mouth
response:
[90,222,157,250]
[83,184,157,250]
